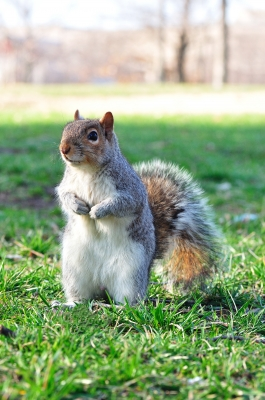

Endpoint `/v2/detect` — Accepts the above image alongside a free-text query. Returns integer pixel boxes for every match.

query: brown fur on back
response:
[135,160,221,287]
[141,176,184,258]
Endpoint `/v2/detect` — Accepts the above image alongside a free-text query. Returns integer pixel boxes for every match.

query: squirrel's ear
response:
[100,112,114,141]
[74,110,84,121]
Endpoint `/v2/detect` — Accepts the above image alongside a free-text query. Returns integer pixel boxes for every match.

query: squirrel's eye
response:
[87,131,98,141]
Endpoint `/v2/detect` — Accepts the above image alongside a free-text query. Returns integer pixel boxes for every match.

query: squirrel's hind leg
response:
[60,227,98,305]
[105,247,152,305]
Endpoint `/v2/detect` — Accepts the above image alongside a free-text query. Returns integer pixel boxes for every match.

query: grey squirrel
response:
[55,110,220,307]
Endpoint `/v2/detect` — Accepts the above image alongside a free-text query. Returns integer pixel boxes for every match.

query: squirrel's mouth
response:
[63,154,80,164]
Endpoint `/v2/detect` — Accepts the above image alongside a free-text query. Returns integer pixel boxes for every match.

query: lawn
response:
[0,99,265,399]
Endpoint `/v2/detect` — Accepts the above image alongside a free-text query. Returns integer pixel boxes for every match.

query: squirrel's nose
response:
[61,143,71,155]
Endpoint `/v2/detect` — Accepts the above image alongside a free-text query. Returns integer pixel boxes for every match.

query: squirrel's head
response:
[59,111,115,167]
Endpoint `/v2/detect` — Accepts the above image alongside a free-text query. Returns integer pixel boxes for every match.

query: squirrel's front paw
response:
[72,197,90,215]
[64,193,90,215]
[89,204,106,219]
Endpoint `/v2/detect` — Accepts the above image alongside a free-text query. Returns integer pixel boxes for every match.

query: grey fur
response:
[56,116,156,305]
[56,115,221,306]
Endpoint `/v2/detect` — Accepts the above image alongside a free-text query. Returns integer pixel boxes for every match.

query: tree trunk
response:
[212,0,229,87]
[8,0,34,82]
[158,0,166,82]
[177,31,188,82]
[221,0,228,83]
[176,0,190,83]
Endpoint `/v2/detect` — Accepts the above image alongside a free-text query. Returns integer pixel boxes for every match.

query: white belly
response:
[62,213,145,302]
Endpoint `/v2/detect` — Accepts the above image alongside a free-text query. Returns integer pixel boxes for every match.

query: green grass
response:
[1,105,265,399]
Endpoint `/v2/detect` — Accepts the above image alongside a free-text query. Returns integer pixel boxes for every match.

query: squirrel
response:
[54,110,220,307]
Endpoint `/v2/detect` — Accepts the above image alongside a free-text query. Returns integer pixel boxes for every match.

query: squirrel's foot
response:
[51,300,81,309]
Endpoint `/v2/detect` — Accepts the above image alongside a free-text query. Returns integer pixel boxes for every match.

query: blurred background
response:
[0,0,265,87]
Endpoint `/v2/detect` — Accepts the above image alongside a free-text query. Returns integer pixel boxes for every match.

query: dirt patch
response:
[0,191,56,210]
[0,147,26,154]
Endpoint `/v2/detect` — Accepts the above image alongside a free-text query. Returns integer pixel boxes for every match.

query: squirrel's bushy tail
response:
[134,160,221,287]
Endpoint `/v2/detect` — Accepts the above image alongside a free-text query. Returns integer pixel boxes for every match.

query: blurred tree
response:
[176,0,191,82]
[8,0,32,31]
[221,0,228,83]
[3,0,35,82]
[212,0,229,86]
[118,0,168,82]
[121,0,197,83]
[158,0,166,82]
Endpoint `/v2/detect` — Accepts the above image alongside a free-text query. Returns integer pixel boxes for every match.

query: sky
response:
[0,0,265,30]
